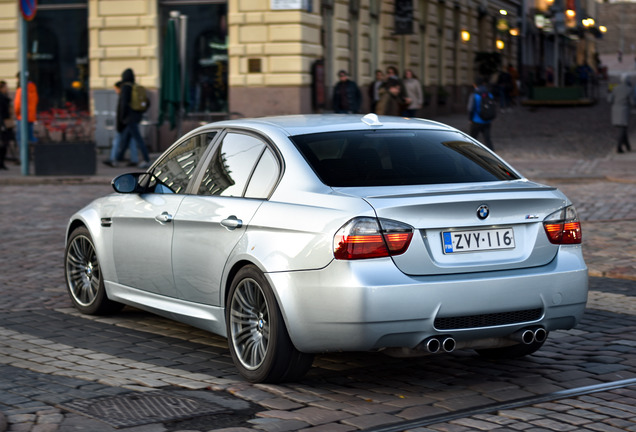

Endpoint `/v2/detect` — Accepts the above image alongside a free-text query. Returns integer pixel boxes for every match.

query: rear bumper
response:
[267,246,588,353]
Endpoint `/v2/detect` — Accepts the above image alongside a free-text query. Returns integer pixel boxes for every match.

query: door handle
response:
[155,211,174,224]
[221,215,243,230]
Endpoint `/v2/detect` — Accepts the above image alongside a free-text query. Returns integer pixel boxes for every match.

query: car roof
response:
[205,114,457,136]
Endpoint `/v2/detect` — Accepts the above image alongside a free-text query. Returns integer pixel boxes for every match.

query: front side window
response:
[153,132,216,193]
[198,133,270,197]
[291,130,520,187]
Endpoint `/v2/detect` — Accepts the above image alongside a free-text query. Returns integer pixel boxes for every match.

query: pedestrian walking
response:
[116,68,151,168]
[375,79,404,116]
[508,63,520,106]
[496,68,513,112]
[467,76,495,150]
[401,69,423,117]
[13,71,38,149]
[332,70,362,114]
[102,81,125,167]
[0,80,14,169]
[607,73,634,153]
[368,69,385,113]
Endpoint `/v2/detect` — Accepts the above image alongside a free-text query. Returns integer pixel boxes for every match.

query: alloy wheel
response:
[229,277,270,371]
[66,234,101,307]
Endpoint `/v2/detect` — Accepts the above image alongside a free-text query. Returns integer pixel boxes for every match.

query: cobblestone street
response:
[0,97,635,431]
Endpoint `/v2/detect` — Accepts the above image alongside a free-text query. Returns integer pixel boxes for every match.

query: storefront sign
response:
[271,0,310,10]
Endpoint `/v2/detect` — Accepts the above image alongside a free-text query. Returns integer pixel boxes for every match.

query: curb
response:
[0,176,114,186]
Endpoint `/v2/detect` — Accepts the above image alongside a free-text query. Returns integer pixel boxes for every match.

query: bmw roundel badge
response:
[477,205,489,220]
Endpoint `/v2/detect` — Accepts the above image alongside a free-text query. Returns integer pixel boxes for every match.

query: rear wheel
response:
[476,336,548,359]
[65,226,123,315]
[226,265,313,383]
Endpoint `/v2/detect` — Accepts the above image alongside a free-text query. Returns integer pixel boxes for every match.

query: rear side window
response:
[197,132,267,197]
[290,130,519,187]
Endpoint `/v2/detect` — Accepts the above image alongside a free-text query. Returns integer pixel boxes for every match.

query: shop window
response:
[26,0,88,111]
[160,1,228,114]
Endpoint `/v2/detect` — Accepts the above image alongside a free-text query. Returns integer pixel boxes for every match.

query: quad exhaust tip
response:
[421,336,456,353]
[418,328,544,355]
[513,327,547,345]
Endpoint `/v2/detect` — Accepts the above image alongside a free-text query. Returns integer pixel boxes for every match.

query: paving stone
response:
[297,423,356,432]
[247,417,309,432]
[258,398,304,411]
[340,412,403,429]
[450,417,505,430]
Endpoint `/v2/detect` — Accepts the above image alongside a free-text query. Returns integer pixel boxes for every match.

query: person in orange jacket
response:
[14,72,38,146]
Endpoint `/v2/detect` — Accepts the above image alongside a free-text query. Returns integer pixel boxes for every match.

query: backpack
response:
[477,91,496,121]
[127,83,149,112]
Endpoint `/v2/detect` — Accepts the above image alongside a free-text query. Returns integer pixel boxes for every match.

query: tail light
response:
[334,217,413,260]
[543,205,582,244]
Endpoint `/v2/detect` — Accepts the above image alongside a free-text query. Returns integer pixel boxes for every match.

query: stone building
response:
[0,0,519,151]
[596,1,636,59]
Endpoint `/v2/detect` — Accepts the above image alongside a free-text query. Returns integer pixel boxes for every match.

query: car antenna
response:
[361,113,382,127]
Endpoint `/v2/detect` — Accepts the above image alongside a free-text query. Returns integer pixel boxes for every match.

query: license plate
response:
[442,228,515,254]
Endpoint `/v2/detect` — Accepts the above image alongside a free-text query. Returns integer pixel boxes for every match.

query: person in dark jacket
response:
[0,80,13,169]
[116,68,151,167]
[368,69,385,113]
[467,76,495,150]
[375,79,404,116]
[332,70,361,114]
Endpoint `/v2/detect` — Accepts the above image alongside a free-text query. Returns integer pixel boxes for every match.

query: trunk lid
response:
[338,181,568,276]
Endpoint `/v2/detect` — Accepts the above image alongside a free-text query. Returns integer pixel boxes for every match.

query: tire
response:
[475,336,548,359]
[65,226,123,315]
[226,265,313,383]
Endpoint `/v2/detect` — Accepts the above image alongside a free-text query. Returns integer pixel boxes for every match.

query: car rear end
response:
[270,116,587,354]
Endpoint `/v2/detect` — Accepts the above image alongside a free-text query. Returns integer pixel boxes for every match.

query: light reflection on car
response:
[65,114,587,383]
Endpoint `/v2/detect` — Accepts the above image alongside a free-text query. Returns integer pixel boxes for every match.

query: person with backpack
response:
[116,68,151,168]
[467,76,496,151]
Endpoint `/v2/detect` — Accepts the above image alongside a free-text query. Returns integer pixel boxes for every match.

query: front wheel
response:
[226,265,313,383]
[65,226,123,315]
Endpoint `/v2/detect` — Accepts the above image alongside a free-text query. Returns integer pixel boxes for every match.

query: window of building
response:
[159,1,228,115]
[26,0,88,111]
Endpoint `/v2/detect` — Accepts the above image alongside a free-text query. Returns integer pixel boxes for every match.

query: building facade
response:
[0,0,520,151]
[596,1,636,59]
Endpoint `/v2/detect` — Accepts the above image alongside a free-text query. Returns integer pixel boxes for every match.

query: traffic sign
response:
[20,0,37,21]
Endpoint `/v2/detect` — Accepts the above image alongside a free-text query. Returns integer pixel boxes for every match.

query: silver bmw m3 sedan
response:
[65,114,588,383]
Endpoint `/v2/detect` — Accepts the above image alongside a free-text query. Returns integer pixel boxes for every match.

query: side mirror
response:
[112,173,139,193]
[112,173,175,194]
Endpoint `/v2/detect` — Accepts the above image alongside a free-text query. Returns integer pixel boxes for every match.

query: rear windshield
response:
[290,130,520,187]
